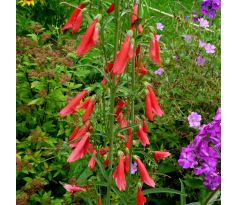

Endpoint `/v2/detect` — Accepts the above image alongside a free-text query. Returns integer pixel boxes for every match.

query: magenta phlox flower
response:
[201,0,221,19]
[204,173,221,190]
[178,147,198,169]
[188,112,202,128]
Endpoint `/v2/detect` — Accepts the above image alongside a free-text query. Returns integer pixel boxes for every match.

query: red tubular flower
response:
[67,134,90,163]
[145,92,154,121]
[136,187,147,205]
[68,127,80,141]
[130,1,139,29]
[136,44,141,56]
[98,196,103,205]
[76,15,101,57]
[82,99,96,123]
[137,24,143,33]
[149,33,161,66]
[147,85,164,117]
[99,147,110,156]
[112,30,133,75]
[128,40,134,60]
[116,112,128,129]
[118,133,126,141]
[153,151,171,162]
[60,89,88,117]
[107,2,115,13]
[76,97,92,110]
[88,150,97,171]
[126,128,133,149]
[136,126,150,147]
[64,184,86,194]
[69,122,91,144]
[115,99,125,117]
[124,152,130,174]
[104,61,114,73]
[139,64,147,76]
[62,3,85,34]
[112,153,126,191]
[134,156,155,187]
[101,77,108,87]
[142,120,148,133]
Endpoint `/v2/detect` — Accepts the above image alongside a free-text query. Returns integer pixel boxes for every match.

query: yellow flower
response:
[18,0,35,6]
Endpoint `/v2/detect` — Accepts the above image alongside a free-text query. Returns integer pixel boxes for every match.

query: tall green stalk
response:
[106,0,120,204]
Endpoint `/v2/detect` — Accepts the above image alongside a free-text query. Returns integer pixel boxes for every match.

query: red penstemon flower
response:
[76,97,92,110]
[115,99,126,117]
[145,91,154,121]
[107,2,115,13]
[126,128,133,149]
[88,149,97,171]
[134,156,155,187]
[136,125,150,147]
[137,24,143,33]
[136,187,147,205]
[68,127,80,141]
[99,147,110,156]
[147,85,164,117]
[153,151,171,162]
[62,3,85,34]
[112,30,133,75]
[116,112,128,129]
[67,134,90,163]
[139,64,147,76]
[130,1,139,29]
[60,89,88,117]
[103,159,110,166]
[64,184,86,194]
[82,98,96,123]
[76,15,101,57]
[124,151,130,174]
[142,120,148,133]
[149,33,161,66]
[112,152,126,191]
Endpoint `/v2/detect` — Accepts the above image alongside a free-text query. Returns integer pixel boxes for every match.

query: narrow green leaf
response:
[143,188,186,196]
[94,155,109,182]
[186,203,201,205]
[180,179,186,205]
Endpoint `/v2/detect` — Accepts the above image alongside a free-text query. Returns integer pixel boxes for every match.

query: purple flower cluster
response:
[178,108,221,190]
[201,0,221,19]
[199,40,216,54]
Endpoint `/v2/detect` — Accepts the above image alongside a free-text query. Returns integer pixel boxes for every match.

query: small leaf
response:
[143,188,186,196]
[180,179,186,205]
[186,203,201,205]
[27,98,43,105]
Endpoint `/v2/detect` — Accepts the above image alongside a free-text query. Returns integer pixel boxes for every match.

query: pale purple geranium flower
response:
[205,43,216,54]
[196,56,205,66]
[156,22,164,31]
[156,35,162,41]
[154,67,164,76]
[131,162,137,174]
[183,35,192,42]
[199,40,206,48]
[188,112,202,128]
[198,18,209,28]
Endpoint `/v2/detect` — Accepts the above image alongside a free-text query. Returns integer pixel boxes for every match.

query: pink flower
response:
[88,150,97,171]
[113,153,126,191]
[134,156,155,187]
[64,184,86,193]
[136,187,147,205]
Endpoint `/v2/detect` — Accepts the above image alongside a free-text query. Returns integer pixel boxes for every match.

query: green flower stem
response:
[106,0,120,204]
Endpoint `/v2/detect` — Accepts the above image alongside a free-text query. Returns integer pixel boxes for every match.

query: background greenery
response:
[16,0,220,204]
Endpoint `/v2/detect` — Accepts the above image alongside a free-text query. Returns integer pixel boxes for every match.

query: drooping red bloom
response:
[112,31,133,75]
[145,92,153,121]
[115,99,126,118]
[112,153,126,191]
[69,122,91,148]
[130,1,139,29]
[82,99,96,123]
[88,149,97,171]
[98,196,103,205]
[142,120,148,133]
[136,187,147,205]
[76,97,92,110]
[139,64,147,76]
[124,152,130,174]
[117,112,128,129]
[107,2,115,13]
[126,128,133,149]
[149,33,161,66]
[67,134,90,163]
[62,3,85,34]
[118,133,126,141]
[76,16,101,57]
[60,89,88,116]
[147,85,164,117]
[104,61,114,73]
[68,127,80,141]
[99,147,110,156]
[134,156,155,187]
[153,151,171,162]
[136,125,150,147]
[137,24,143,33]
[64,184,86,193]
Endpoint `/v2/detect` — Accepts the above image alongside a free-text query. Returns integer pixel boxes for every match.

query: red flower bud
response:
[137,24,143,33]
[153,151,171,162]
[142,120,148,133]
[149,33,161,66]
[107,3,115,13]
[68,127,80,141]
[145,92,153,121]
[130,2,139,29]
[103,159,110,166]
[101,77,108,86]
[139,64,147,76]
[76,97,92,110]
[99,147,110,156]
[88,150,97,171]
[82,99,96,123]
[147,85,163,117]
[126,128,133,149]
[136,187,147,205]
[136,126,150,147]
[124,153,130,174]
